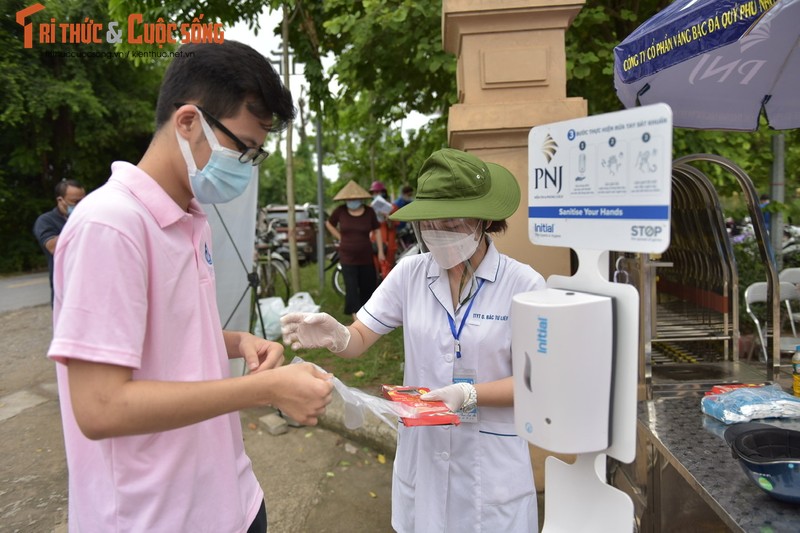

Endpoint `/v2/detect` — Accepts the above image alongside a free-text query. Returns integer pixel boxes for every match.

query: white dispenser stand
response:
[512,249,638,532]
[520,105,671,531]
[513,288,615,454]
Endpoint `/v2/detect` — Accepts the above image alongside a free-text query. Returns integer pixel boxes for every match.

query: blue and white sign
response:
[528,104,672,253]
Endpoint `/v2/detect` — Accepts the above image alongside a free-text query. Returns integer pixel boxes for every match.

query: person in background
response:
[33,178,86,305]
[47,40,333,533]
[326,180,385,321]
[759,193,772,235]
[394,185,414,210]
[369,180,398,275]
[393,185,415,247]
[282,148,546,532]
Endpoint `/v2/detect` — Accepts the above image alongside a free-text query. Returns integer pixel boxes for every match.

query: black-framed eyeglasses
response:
[174,102,270,165]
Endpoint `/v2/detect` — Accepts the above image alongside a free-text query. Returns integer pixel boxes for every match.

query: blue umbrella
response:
[614,0,800,131]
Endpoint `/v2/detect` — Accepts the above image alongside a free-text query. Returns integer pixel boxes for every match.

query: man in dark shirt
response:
[33,179,86,305]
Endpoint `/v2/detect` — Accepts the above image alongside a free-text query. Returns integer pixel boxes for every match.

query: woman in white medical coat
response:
[281,148,546,532]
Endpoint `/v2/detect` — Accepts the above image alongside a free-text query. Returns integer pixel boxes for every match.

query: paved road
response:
[0,303,394,532]
[0,272,50,312]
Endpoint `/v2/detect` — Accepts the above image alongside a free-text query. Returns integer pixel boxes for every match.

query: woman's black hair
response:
[485,220,508,234]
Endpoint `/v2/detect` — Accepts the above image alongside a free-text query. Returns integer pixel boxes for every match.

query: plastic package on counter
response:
[291,357,417,429]
[701,384,800,424]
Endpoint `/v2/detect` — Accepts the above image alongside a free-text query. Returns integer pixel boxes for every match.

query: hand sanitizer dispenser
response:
[512,288,614,454]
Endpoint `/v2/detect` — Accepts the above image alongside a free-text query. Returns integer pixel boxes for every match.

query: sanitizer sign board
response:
[528,104,672,253]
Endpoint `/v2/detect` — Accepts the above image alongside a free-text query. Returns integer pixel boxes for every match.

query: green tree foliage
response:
[1,0,164,272]
[5,0,797,275]
[288,1,455,120]
[566,1,799,222]
[105,1,455,202]
[285,1,456,196]
[258,134,319,206]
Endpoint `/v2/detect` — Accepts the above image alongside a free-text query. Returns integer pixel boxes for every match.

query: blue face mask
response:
[176,108,256,204]
[346,200,363,210]
[66,204,76,216]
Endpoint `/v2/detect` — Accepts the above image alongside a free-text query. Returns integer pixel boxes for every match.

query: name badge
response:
[454,369,478,424]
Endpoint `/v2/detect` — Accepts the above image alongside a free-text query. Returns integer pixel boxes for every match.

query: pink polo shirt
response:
[48,162,263,532]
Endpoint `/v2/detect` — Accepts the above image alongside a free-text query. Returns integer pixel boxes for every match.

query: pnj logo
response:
[532,134,563,194]
[541,133,558,163]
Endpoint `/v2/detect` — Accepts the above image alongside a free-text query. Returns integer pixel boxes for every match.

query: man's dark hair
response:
[55,179,84,199]
[401,186,414,195]
[154,40,296,131]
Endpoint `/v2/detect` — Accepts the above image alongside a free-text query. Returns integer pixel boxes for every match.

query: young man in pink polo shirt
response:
[47,40,334,532]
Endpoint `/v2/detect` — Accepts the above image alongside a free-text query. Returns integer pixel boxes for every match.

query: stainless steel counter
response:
[639,396,800,532]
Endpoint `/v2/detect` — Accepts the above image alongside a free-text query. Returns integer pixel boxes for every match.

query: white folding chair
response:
[744,281,800,362]
[779,268,800,336]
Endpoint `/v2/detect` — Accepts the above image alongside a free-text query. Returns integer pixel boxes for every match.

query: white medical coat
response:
[358,241,546,532]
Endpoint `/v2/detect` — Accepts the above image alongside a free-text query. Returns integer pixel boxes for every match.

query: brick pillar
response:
[443,0,587,279]
[442,0,587,496]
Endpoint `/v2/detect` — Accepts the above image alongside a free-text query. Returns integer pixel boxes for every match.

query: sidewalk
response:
[0,303,397,533]
[243,393,398,533]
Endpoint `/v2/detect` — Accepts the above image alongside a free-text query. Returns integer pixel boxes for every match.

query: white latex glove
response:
[280,312,351,353]
[420,383,476,412]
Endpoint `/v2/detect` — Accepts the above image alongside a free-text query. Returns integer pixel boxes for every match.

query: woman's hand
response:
[280,312,351,353]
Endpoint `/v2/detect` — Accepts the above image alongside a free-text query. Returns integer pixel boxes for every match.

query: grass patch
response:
[277,262,405,395]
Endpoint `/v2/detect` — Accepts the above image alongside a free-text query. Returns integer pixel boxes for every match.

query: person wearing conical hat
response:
[283,148,546,532]
[327,180,385,320]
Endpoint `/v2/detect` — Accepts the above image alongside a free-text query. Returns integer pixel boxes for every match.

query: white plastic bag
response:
[291,357,416,429]
[283,292,320,314]
[252,297,285,340]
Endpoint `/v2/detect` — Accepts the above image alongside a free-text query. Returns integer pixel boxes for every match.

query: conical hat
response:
[333,180,372,201]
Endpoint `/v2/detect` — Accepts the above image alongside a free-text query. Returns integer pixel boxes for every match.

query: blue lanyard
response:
[447,278,485,359]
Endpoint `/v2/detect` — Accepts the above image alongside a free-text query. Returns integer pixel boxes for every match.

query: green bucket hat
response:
[390,148,520,222]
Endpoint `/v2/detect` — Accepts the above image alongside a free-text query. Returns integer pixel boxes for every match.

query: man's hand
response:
[262,363,334,425]
[280,312,351,353]
[238,332,285,372]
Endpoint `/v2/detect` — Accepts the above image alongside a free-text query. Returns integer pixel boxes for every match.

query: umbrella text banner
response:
[616,0,778,83]
[614,0,799,131]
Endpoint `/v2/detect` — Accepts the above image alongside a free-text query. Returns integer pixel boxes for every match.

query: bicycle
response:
[325,244,347,297]
[250,219,291,335]
[327,232,419,297]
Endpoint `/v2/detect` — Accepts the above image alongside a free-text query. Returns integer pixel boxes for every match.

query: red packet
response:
[381,385,461,427]
[704,383,765,396]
